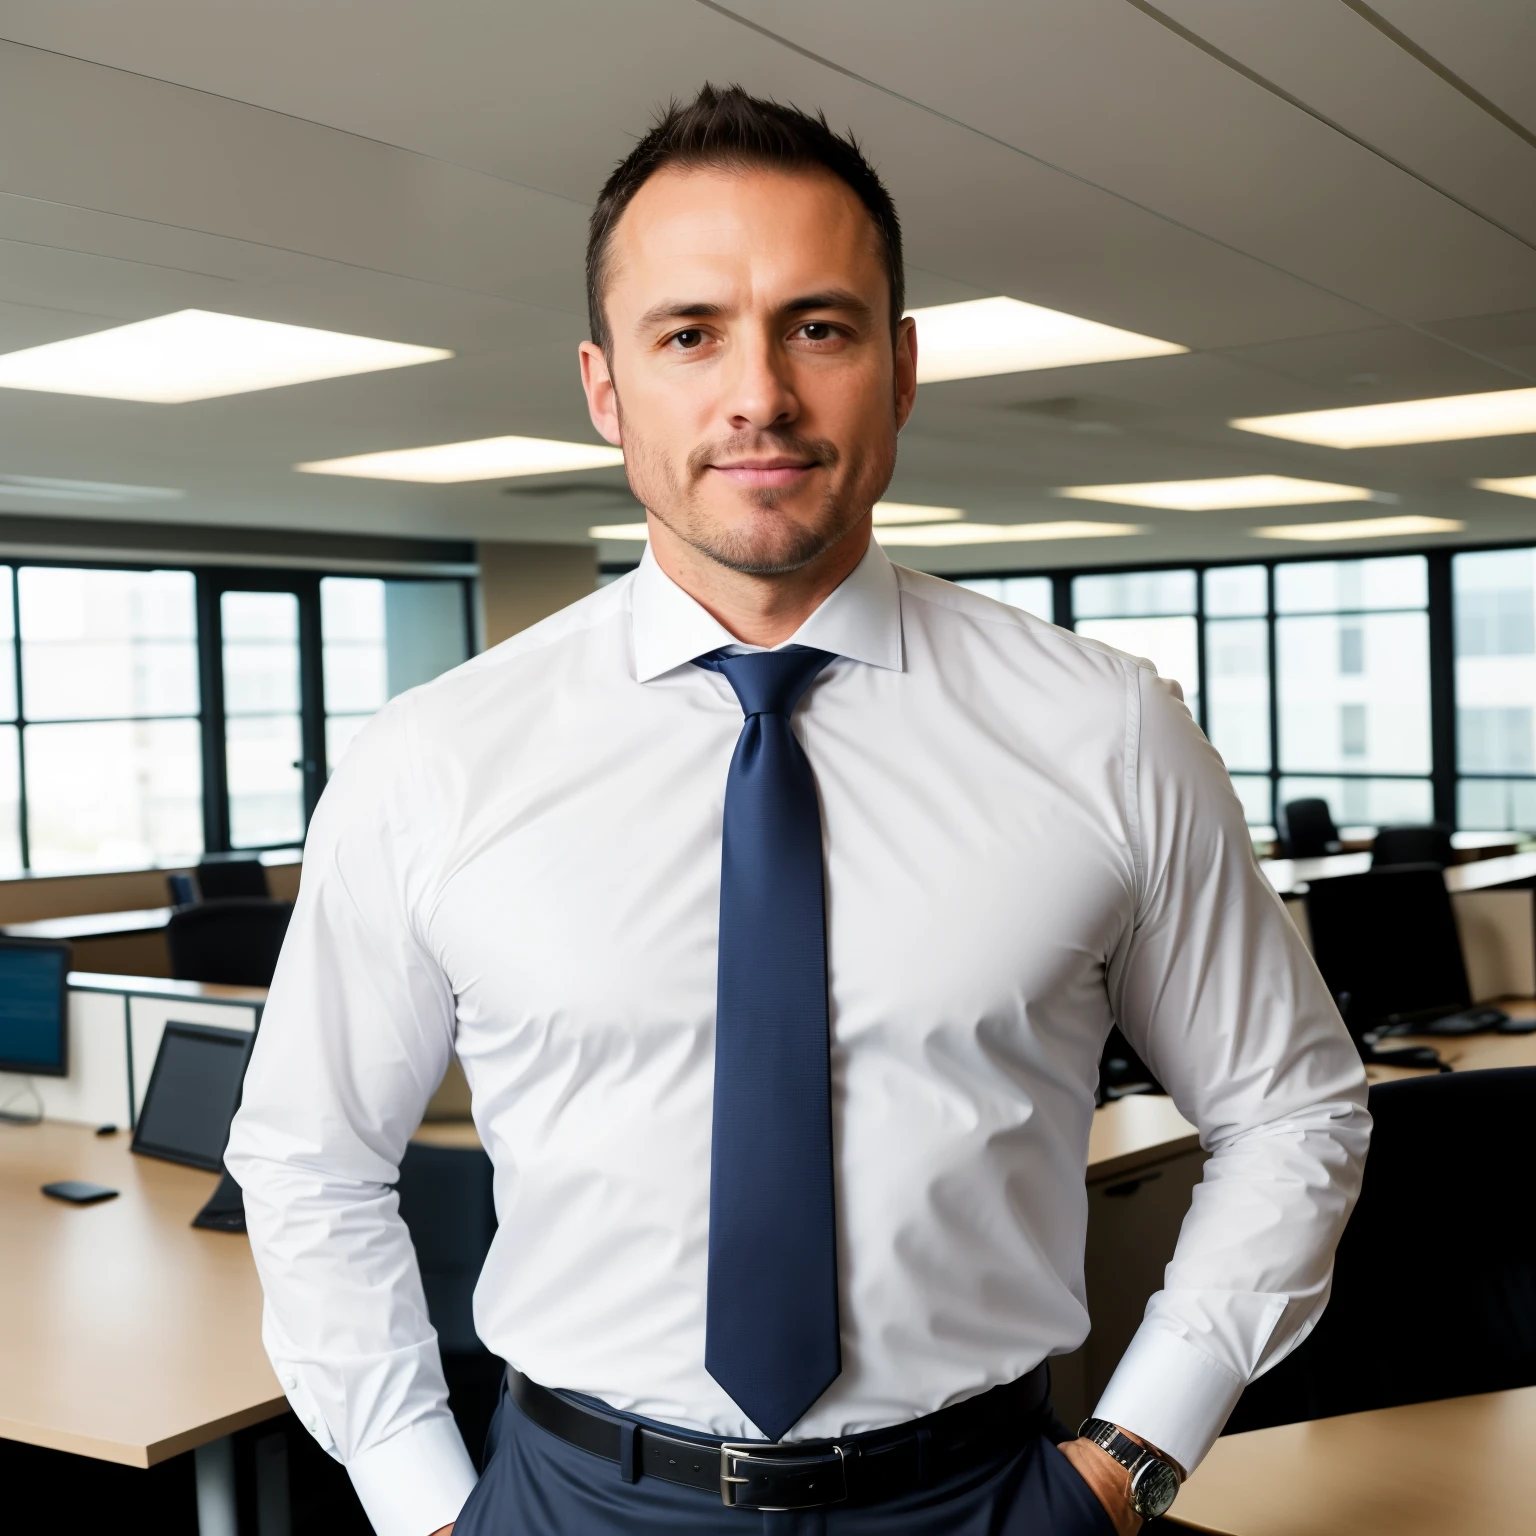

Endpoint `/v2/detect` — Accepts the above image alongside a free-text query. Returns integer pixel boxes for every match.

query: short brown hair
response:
[586,83,904,353]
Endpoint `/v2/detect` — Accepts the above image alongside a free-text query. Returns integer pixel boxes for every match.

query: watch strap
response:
[1078,1417,1181,1519]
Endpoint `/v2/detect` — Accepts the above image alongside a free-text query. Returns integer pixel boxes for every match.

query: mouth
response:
[707,457,820,491]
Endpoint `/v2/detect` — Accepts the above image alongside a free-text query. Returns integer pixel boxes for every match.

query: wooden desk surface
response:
[0,1122,284,1467]
[1174,1386,1536,1536]
[1263,849,1536,898]
[67,970,268,1005]
[3,906,172,942]
[1365,998,1536,1082]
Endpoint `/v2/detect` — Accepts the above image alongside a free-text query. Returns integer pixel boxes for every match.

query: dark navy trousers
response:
[454,1383,1117,1536]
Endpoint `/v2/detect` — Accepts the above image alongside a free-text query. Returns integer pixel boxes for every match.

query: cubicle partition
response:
[0,973,264,1130]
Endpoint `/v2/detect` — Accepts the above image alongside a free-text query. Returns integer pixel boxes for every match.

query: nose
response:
[721,323,800,434]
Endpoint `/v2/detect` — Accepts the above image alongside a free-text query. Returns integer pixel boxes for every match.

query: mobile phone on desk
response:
[41,1180,119,1205]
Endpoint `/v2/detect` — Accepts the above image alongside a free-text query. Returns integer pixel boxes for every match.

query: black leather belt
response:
[508,1363,1052,1512]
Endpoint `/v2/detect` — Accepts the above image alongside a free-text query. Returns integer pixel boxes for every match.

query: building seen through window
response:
[0,562,472,875]
[1455,549,1536,831]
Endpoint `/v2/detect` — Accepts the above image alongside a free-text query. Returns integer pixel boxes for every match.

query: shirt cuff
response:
[347,1413,479,1536]
[1090,1324,1246,1476]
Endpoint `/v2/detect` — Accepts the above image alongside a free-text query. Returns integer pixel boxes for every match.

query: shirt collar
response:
[629,537,903,683]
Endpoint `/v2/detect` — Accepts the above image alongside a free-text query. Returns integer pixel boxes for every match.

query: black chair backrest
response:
[1225,1067,1536,1434]
[397,1141,496,1354]
[1280,797,1340,858]
[195,859,270,901]
[166,898,292,987]
[1372,823,1455,869]
[1305,865,1470,1034]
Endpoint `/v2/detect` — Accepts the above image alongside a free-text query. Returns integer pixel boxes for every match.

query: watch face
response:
[1131,1457,1180,1519]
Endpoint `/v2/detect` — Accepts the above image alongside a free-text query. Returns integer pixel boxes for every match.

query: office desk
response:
[0,1122,284,1466]
[1364,997,1536,1082]
[1173,1386,1536,1535]
[2,906,176,976]
[1263,848,1536,898]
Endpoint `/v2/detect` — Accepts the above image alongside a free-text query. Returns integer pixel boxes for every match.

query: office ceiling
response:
[0,0,1533,573]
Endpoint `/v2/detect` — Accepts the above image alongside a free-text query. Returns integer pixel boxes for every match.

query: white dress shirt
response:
[227,541,1370,1536]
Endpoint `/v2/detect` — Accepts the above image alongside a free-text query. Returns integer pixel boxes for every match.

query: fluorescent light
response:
[1251,515,1465,542]
[0,310,450,402]
[1474,475,1536,500]
[589,522,650,540]
[301,435,626,483]
[907,296,1185,384]
[1056,475,1376,511]
[876,520,1143,546]
[872,501,964,524]
[0,474,183,504]
[1233,388,1536,448]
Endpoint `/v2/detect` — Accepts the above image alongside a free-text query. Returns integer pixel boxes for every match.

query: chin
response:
[684,512,845,577]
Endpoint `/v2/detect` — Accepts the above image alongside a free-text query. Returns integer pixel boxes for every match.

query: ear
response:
[579,341,623,446]
[892,315,918,432]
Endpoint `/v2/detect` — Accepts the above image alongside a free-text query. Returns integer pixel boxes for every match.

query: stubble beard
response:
[618,405,889,577]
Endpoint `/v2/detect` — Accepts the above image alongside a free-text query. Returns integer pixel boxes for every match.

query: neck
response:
[647,516,872,647]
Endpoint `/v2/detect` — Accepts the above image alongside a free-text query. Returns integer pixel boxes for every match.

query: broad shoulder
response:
[892,563,1151,682]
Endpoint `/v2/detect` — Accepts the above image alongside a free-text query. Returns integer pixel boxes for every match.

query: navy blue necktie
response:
[695,645,841,1441]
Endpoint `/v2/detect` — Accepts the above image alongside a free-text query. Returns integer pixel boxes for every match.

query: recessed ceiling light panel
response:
[589,522,650,540]
[875,520,1144,546]
[872,501,965,524]
[1233,388,1536,448]
[907,297,1185,384]
[301,436,626,483]
[1056,475,1377,511]
[1251,515,1464,542]
[0,310,451,403]
[1474,475,1536,500]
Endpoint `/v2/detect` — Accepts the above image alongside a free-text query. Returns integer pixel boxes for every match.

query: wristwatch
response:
[1077,1418,1182,1519]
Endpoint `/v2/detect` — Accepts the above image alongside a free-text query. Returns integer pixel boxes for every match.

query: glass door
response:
[200,574,324,852]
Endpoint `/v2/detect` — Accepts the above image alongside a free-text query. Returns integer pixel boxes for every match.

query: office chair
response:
[1372,823,1455,869]
[397,1139,503,1464]
[396,1141,497,1354]
[1279,797,1341,858]
[1224,1067,1536,1433]
[195,858,271,901]
[166,898,293,987]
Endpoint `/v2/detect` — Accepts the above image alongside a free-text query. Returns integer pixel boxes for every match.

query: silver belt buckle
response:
[719,1441,849,1511]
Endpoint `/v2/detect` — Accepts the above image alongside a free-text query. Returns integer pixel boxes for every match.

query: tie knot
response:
[696,646,835,718]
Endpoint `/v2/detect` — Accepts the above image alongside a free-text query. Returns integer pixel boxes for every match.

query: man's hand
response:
[427,1526,453,1535]
[1059,1435,1142,1535]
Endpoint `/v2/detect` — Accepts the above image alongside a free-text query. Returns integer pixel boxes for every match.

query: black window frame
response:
[603,536,1536,837]
[0,555,476,873]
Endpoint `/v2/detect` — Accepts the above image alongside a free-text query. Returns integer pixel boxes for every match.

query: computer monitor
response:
[0,937,71,1078]
[131,1021,254,1171]
[1304,865,1471,1035]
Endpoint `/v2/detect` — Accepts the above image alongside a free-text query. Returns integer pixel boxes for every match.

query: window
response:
[0,560,472,876]
[220,590,305,851]
[1275,555,1431,831]
[1072,570,1201,723]
[1203,565,1271,829]
[18,568,202,874]
[1455,549,1536,830]
[955,575,1054,621]
[1338,625,1365,675]
[321,577,471,772]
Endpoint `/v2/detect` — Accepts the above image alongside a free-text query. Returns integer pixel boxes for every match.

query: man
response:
[228,85,1370,1536]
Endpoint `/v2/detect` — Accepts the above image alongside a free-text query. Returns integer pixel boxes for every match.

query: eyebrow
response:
[635,290,874,333]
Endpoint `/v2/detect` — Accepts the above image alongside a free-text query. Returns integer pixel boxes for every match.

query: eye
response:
[670,328,706,350]
[798,321,837,341]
